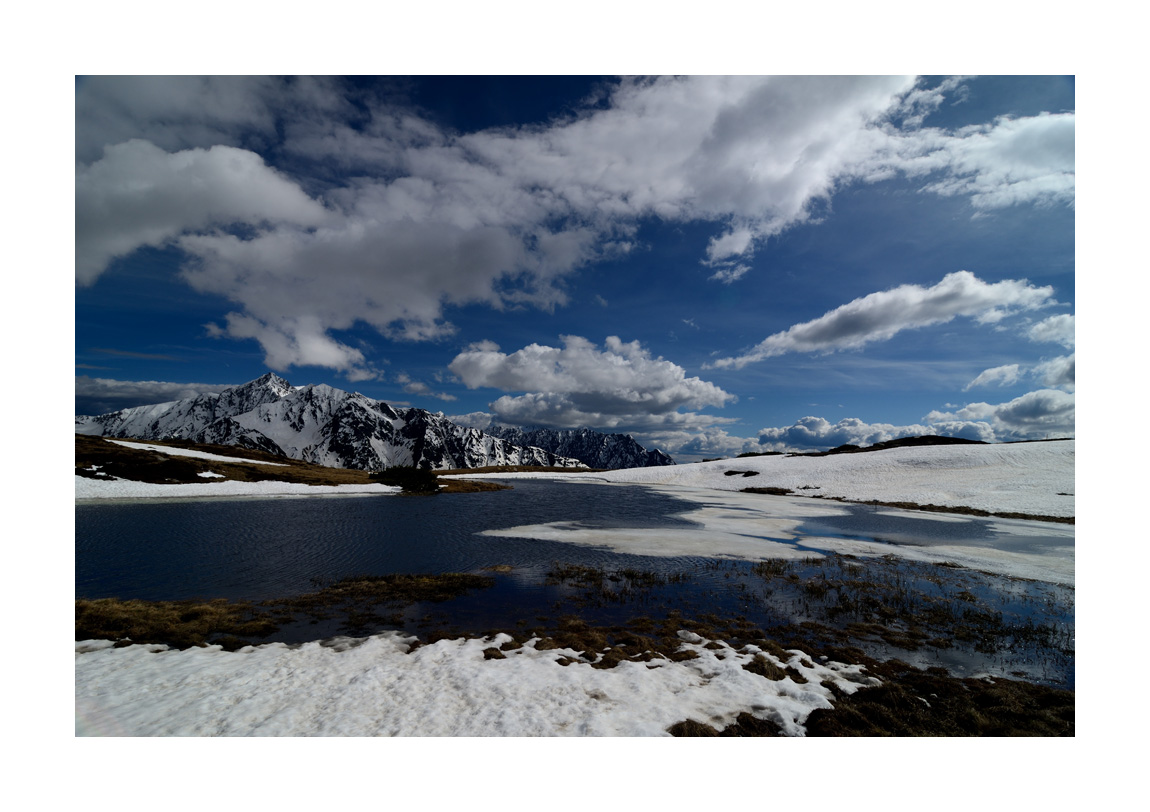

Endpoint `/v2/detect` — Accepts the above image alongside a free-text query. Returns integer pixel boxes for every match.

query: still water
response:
[76,482,703,601]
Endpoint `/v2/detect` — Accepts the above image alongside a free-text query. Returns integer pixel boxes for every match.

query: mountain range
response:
[75,373,675,471]
[483,426,674,469]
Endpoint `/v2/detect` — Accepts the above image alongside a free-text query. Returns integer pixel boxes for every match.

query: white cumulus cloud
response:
[76,140,330,285]
[709,271,1057,369]
[395,373,457,402]
[1028,314,1075,348]
[206,313,378,381]
[964,364,1021,390]
[925,389,1075,438]
[448,335,735,430]
[915,113,1075,210]
[1033,354,1075,390]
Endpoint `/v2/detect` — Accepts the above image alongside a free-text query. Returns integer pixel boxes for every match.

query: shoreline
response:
[75,560,1075,736]
[74,474,1072,523]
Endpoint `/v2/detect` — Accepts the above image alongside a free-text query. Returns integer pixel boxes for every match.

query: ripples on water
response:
[75,481,1074,688]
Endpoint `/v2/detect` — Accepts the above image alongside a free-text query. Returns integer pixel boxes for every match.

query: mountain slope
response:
[483,426,674,469]
[75,374,587,471]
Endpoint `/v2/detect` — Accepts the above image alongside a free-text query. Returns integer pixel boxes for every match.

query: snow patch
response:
[109,439,290,466]
[76,476,400,501]
[75,631,878,737]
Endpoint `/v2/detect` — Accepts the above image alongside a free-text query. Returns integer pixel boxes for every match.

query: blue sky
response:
[75,76,1074,462]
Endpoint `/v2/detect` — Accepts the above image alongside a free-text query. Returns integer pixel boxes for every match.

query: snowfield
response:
[76,631,878,737]
[75,476,401,500]
[446,440,1075,519]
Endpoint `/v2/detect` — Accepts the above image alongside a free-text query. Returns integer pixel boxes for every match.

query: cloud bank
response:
[76,76,1075,378]
[925,389,1075,440]
[75,376,237,416]
[752,387,1074,453]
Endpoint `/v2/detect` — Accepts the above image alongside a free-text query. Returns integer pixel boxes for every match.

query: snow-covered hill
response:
[446,439,1076,519]
[75,373,588,471]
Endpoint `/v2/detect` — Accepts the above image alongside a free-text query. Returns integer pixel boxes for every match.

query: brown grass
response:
[76,434,378,486]
[277,573,496,608]
[735,480,1074,524]
[75,597,278,650]
[835,497,1075,525]
[76,434,512,493]
[76,573,496,649]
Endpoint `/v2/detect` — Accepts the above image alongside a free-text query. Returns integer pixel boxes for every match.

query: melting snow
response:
[75,631,878,737]
[76,476,400,500]
[446,440,1075,518]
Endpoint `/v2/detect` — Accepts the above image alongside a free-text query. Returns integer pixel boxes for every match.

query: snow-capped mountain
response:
[483,426,675,469]
[75,373,588,471]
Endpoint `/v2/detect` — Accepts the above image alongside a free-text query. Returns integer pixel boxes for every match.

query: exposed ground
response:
[75,434,515,494]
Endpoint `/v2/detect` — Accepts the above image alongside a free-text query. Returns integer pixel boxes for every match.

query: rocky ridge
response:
[75,373,588,471]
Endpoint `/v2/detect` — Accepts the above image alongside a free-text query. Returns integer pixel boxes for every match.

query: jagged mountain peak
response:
[483,424,675,469]
[237,372,293,396]
[75,373,589,472]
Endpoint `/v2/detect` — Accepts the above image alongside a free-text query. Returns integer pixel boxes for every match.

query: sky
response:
[75,75,1075,462]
